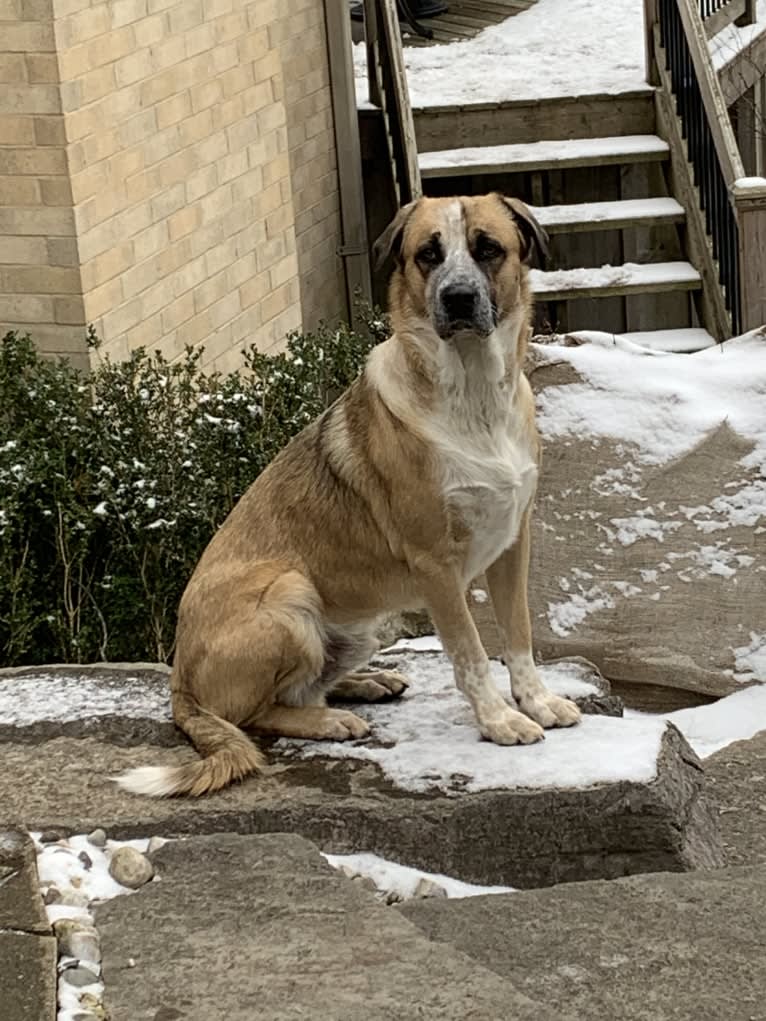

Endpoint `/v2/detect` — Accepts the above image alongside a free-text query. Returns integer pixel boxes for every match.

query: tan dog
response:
[116,193,581,798]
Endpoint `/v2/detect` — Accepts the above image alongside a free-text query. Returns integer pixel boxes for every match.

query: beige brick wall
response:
[0,0,89,371]
[1,0,345,373]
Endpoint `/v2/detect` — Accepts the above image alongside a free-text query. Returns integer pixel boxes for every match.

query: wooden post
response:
[324,0,374,324]
[733,179,766,332]
[736,0,757,26]
[644,0,660,87]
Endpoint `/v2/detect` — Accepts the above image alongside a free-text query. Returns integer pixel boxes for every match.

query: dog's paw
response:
[318,708,371,741]
[479,706,544,746]
[331,669,409,703]
[519,692,582,729]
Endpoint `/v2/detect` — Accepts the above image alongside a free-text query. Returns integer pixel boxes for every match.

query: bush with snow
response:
[0,310,386,665]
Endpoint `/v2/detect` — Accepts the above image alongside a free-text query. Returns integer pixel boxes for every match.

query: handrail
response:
[646,0,749,334]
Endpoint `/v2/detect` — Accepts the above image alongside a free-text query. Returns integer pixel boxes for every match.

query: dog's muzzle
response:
[433,277,494,340]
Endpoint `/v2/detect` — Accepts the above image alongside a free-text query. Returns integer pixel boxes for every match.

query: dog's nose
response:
[441,284,477,322]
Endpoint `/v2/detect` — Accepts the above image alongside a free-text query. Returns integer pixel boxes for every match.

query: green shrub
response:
[0,307,389,666]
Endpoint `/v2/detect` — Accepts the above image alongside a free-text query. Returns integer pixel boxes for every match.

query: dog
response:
[116,192,581,798]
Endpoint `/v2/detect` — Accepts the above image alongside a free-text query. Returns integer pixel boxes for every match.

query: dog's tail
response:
[113,691,265,798]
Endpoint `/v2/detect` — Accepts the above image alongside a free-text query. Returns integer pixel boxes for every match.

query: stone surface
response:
[108,846,153,889]
[53,919,101,964]
[62,964,100,988]
[0,722,722,889]
[706,730,766,867]
[0,931,57,1021]
[95,833,568,1021]
[401,865,766,1021]
[86,828,107,848]
[0,829,49,935]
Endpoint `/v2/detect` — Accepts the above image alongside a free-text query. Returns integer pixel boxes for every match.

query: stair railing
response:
[363,0,422,206]
[645,0,766,337]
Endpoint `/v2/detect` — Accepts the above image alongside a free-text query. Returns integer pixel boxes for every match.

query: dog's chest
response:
[435,420,538,579]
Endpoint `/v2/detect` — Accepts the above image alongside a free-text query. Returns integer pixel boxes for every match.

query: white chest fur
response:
[434,413,538,581]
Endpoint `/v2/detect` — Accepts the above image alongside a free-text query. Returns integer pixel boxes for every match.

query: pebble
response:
[78,850,93,871]
[59,888,90,907]
[108,846,154,889]
[39,828,69,844]
[86,829,107,848]
[53,919,101,964]
[61,965,100,988]
[352,875,378,893]
[43,886,62,905]
[413,877,448,900]
[146,835,166,855]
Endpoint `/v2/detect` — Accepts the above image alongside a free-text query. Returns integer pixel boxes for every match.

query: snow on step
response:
[419,136,670,178]
[530,261,701,300]
[618,328,716,352]
[532,198,685,233]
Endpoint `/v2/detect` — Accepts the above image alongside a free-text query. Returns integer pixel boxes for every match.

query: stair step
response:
[617,328,716,352]
[530,261,701,301]
[419,135,670,178]
[532,198,686,234]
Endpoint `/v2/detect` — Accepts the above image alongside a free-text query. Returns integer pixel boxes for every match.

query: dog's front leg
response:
[485,509,581,730]
[423,570,544,745]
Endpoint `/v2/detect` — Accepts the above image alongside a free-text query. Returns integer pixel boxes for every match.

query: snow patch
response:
[277,652,667,794]
[323,852,515,899]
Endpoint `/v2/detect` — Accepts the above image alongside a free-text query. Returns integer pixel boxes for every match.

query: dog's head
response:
[374,193,548,343]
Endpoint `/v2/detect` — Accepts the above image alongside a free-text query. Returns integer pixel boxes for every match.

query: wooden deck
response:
[403,0,538,44]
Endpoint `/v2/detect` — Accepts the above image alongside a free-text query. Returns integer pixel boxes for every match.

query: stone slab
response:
[0,829,49,935]
[0,723,722,889]
[95,833,570,1021]
[0,931,57,1021]
[705,730,766,868]
[401,864,766,1021]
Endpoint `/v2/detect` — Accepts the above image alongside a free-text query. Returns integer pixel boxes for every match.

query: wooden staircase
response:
[419,132,714,348]
[355,0,766,345]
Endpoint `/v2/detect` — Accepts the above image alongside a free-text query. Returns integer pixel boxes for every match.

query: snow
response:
[354,0,649,106]
[530,262,700,295]
[534,329,766,475]
[0,669,171,726]
[732,176,766,191]
[547,585,615,637]
[420,136,668,174]
[323,852,515,899]
[732,633,766,683]
[532,197,684,229]
[277,651,668,794]
[627,683,766,758]
[380,634,443,654]
[355,0,766,108]
[710,0,766,70]
[615,328,716,353]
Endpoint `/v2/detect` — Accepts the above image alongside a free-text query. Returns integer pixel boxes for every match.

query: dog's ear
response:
[373,200,419,270]
[497,195,550,268]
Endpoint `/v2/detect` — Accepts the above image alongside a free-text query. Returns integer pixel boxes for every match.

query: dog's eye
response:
[416,244,442,266]
[475,238,504,262]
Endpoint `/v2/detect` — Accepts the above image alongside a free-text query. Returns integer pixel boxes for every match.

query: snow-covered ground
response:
[354,0,766,107]
[279,650,670,793]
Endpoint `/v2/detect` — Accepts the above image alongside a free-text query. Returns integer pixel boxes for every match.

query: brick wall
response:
[0,0,89,371]
[0,0,344,373]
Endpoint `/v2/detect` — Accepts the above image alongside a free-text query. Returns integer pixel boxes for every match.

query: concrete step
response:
[530,261,701,301]
[532,197,686,234]
[401,864,766,1021]
[419,134,670,178]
